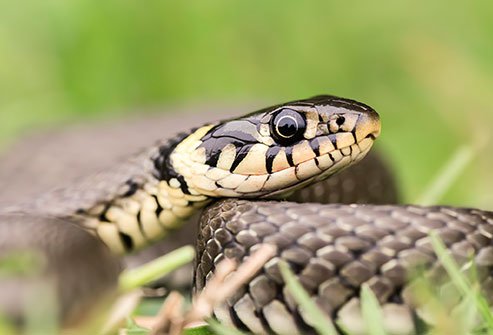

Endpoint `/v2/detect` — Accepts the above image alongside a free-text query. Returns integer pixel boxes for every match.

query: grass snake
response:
[1,95,492,334]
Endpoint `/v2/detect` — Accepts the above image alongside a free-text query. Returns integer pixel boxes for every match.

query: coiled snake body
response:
[1,95,492,334]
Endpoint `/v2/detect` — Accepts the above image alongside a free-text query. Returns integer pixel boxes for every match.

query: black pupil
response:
[276,116,298,138]
[270,109,306,145]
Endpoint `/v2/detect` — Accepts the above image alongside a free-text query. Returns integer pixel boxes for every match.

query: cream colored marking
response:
[183,193,208,202]
[214,188,241,197]
[190,174,217,192]
[316,123,329,136]
[143,182,158,195]
[156,193,172,209]
[140,192,157,211]
[303,109,319,139]
[358,137,373,152]
[159,181,183,199]
[190,147,206,164]
[316,154,336,170]
[259,135,275,146]
[317,137,336,155]
[216,173,247,189]
[176,125,214,153]
[169,178,181,188]
[235,175,269,193]
[330,156,352,172]
[341,147,351,156]
[87,204,105,216]
[168,196,189,207]
[295,159,321,180]
[140,210,164,241]
[216,143,237,171]
[233,143,269,175]
[262,167,297,191]
[205,167,230,181]
[291,141,316,165]
[336,132,355,148]
[97,223,125,254]
[330,149,343,162]
[350,144,361,161]
[106,207,146,248]
[187,187,201,196]
[158,210,178,227]
[190,161,209,175]
[340,113,358,132]
[82,218,99,230]
[328,118,340,133]
[259,123,270,137]
[171,205,194,219]
[118,198,141,215]
[266,152,286,174]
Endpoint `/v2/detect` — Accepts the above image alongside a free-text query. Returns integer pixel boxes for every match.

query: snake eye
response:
[270,108,306,145]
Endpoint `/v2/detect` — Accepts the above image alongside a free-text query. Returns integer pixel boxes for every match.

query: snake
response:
[1,95,492,334]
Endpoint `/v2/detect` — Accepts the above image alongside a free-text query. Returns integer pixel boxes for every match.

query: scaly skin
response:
[8,95,491,334]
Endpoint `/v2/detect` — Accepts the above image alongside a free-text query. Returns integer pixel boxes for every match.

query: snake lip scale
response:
[1,95,492,335]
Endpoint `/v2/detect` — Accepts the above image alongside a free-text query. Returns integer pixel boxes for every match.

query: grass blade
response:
[278,261,338,335]
[361,284,387,335]
[206,318,249,335]
[430,232,493,331]
[416,145,475,205]
[119,245,195,292]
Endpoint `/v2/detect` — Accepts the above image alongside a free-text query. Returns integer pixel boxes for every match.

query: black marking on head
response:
[151,194,163,216]
[265,146,281,174]
[230,143,254,172]
[98,203,112,223]
[285,146,294,167]
[336,116,345,126]
[309,138,321,156]
[204,120,259,143]
[122,179,140,197]
[153,130,192,181]
[120,232,133,252]
[201,137,245,167]
[136,210,148,240]
[330,135,338,149]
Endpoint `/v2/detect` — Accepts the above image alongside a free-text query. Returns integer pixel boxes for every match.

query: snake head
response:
[170,95,381,198]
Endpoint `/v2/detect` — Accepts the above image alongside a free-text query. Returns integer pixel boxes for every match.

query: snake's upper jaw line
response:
[354,110,381,143]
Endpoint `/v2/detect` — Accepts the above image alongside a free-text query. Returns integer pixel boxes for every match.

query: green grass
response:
[0,0,492,208]
[119,245,195,292]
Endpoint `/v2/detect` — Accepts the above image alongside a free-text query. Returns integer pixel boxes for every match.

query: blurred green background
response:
[1,0,492,208]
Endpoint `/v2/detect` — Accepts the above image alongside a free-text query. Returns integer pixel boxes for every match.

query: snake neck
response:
[78,126,217,255]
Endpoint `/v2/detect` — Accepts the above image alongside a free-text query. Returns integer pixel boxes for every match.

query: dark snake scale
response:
[196,201,493,334]
[0,95,492,335]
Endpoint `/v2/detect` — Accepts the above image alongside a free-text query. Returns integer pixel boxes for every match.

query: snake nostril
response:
[336,116,345,126]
